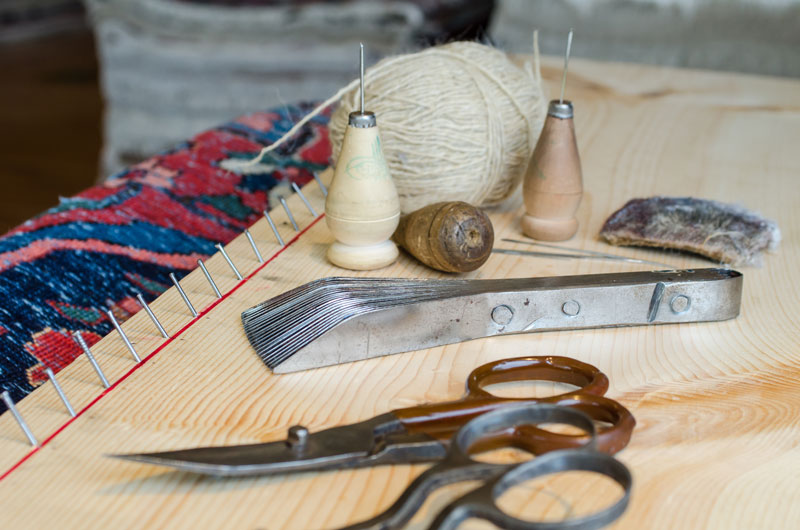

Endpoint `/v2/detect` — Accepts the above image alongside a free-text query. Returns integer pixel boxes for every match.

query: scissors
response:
[114,356,635,476]
[338,403,632,530]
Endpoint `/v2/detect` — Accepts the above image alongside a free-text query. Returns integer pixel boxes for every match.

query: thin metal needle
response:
[215,243,243,280]
[263,209,285,246]
[106,309,141,362]
[279,197,299,232]
[244,229,264,263]
[560,28,574,104]
[136,293,169,338]
[291,182,318,217]
[170,272,197,317]
[313,173,328,197]
[1,391,38,446]
[45,367,76,417]
[197,259,222,298]
[360,42,365,114]
[73,331,110,389]
[500,238,674,268]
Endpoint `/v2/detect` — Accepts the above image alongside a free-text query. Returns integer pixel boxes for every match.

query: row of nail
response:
[1,178,326,448]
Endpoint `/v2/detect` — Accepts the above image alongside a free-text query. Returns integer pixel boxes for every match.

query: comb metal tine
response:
[313,173,328,197]
[106,309,141,362]
[136,293,169,338]
[1,391,38,446]
[215,243,243,281]
[291,182,318,217]
[197,259,222,298]
[170,272,197,317]
[263,210,285,246]
[45,367,76,417]
[73,331,110,389]
[279,197,299,232]
[244,229,264,263]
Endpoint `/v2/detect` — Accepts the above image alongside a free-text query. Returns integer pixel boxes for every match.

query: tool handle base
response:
[521,214,578,241]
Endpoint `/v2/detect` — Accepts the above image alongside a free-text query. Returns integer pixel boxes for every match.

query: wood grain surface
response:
[0,56,798,529]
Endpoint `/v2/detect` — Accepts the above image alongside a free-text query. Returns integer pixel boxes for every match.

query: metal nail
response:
[279,197,299,232]
[263,209,285,246]
[1,391,38,446]
[73,331,110,389]
[313,173,328,197]
[291,182,317,217]
[244,229,264,263]
[197,259,222,298]
[45,367,76,417]
[106,309,141,362]
[215,243,243,280]
[170,272,197,317]
[136,293,169,338]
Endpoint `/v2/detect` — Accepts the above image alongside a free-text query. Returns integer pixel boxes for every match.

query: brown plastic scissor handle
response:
[466,393,635,455]
[392,356,633,453]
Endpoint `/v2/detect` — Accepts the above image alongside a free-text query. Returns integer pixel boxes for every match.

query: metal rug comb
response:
[242,268,743,373]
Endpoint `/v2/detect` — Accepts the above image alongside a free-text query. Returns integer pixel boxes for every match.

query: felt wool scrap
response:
[600,197,781,266]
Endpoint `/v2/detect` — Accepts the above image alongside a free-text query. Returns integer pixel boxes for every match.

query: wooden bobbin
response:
[521,100,583,241]
[325,113,401,270]
[393,201,494,273]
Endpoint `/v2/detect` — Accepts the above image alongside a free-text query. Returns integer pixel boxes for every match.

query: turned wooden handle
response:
[392,201,494,273]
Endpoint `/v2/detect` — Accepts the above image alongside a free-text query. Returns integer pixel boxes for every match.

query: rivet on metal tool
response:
[491,305,514,326]
[313,173,328,197]
[136,293,169,338]
[170,272,197,317]
[215,243,243,280]
[263,209,285,246]
[291,182,318,217]
[45,367,76,417]
[562,300,581,317]
[1,390,38,446]
[670,294,691,314]
[279,197,300,232]
[106,309,141,362]
[287,425,309,450]
[73,331,110,389]
[197,259,222,298]
[244,229,264,263]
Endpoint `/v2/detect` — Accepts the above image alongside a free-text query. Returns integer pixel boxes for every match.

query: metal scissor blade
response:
[111,413,406,477]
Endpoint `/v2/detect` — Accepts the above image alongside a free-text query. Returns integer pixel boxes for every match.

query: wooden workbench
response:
[1,56,798,529]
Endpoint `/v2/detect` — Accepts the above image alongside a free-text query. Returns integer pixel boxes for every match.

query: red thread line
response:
[0,214,325,482]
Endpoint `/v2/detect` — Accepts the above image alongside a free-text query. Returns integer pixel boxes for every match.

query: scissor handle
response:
[465,356,609,399]
[393,356,628,452]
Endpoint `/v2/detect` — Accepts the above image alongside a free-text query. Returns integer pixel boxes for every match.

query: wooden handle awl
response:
[392,201,494,273]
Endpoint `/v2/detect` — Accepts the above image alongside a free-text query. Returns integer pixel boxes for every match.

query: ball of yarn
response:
[329,41,547,213]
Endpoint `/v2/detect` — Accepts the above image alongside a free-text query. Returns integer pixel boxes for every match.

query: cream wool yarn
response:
[222,40,546,213]
[329,41,546,213]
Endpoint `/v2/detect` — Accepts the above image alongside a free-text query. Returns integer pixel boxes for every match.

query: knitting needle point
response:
[291,182,318,217]
[73,331,110,389]
[263,209,285,246]
[106,309,141,362]
[215,243,243,280]
[136,293,169,338]
[560,28,574,104]
[360,42,365,115]
[1,391,38,446]
[244,229,264,263]
[313,173,328,197]
[197,259,222,298]
[45,367,76,417]
[170,272,197,317]
[279,197,299,232]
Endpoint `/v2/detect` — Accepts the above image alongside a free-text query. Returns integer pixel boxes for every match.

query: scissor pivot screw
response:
[670,294,691,314]
[491,305,514,326]
[287,425,309,449]
[562,300,581,316]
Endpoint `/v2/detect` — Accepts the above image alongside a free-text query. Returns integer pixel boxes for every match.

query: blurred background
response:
[1,0,798,231]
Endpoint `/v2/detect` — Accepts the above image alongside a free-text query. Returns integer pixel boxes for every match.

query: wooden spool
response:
[393,201,494,273]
